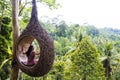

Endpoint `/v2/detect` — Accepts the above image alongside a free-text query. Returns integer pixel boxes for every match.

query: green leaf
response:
[0,59,10,70]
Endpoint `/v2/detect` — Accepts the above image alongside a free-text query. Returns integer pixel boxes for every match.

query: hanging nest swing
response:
[15,0,54,77]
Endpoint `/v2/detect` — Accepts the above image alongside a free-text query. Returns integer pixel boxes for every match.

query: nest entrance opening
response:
[17,36,40,67]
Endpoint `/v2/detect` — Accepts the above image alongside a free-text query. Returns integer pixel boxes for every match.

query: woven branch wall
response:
[15,0,54,77]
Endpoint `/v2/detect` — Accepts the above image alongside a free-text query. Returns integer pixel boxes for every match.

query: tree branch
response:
[10,0,20,80]
[18,0,27,16]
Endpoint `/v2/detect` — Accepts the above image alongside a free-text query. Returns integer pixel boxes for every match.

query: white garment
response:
[18,51,28,63]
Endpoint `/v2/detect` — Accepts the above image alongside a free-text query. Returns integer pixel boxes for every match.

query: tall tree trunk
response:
[10,0,20,80]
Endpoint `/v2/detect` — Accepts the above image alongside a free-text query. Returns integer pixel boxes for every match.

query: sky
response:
[38,0,120,29]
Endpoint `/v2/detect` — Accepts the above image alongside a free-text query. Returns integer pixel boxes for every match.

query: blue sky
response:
[38,0,120,29]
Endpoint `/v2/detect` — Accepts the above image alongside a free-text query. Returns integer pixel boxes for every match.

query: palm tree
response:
[102,42,113,79]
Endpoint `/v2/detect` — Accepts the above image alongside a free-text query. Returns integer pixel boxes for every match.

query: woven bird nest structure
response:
[15,0,54,77]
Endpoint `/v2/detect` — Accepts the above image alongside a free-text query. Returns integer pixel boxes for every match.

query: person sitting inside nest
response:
[21,45,38,66]
[25,45,38,66]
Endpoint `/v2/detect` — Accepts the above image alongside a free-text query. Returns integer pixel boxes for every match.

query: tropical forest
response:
[0,0,120,80]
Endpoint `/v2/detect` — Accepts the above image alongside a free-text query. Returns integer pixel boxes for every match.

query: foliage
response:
[40,0,61,9]
[0,0,11,16]
[1,0,120,79]
[85,25,99,37]
[49,59,65,80]
[64,37,105,80]
[0,17,12,80]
